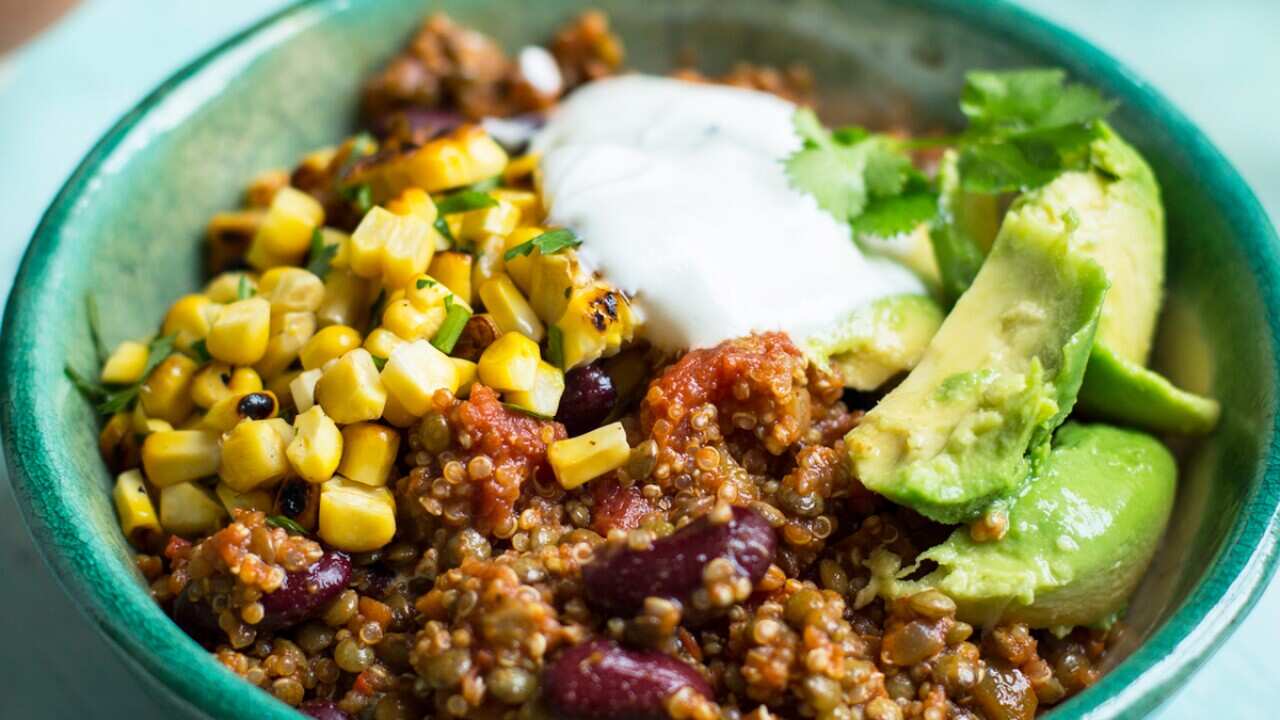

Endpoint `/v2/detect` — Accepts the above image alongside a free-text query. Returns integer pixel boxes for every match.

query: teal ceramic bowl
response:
[2,0,1277,717]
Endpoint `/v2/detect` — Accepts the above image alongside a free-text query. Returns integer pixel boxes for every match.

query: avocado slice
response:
[846,205,1108,523]
[930,150,1001,306]
[903,423,1176,628]
[806,294,944,391]
[1077,343,1220,435]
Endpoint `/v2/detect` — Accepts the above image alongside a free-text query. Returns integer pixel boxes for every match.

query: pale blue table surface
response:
[0,1,1275,717]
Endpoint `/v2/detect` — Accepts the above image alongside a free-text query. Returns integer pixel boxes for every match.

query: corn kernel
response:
[490,188,540,219]
[381,339,458,416]
[385,187,439,224]
[548,421,631,489]
[290,368,324,413]
[318,476,396,552]
[381,392,418,428]
[318,227,352,270]
[206,210,263,274]
[502,153,540,186]
[207,297,271,366]
[528,251,583,325]
[141,430,220,487]
[249,186,325,265]
[336,423,400,487]
[315,348,387,424]
[215,483,275,515]
[428,252,474,305]
[204,272,258,303]
[101,340,150,385]
[505,361,565,418]
[288,406,343,484]
[160,482,227,536]
[114,469,161,542]
[229,368,263,394]
[191,363,233,408]
[381,217,436,291]
[219,419,290,492]
[459,200,521,241]
[140,353,198,425]
[557,282,636,369]
[256,311,317,380]
[502,226,544,292]
[260,267,325,315]
[300,325,362,370]
[351,125,508,197]
[163,294,220,352]
[317,270,373,329]
[382,298,444,341]
[364,327,407,360]
[245,168,289,208]
[480,274,544,342]
[471,234,507,294]
[452,358,478,398]
[477,331,540,392]
[200,390,279,433]
[348,207,392,278]
[268,368,300,411]
[99,412,132,463]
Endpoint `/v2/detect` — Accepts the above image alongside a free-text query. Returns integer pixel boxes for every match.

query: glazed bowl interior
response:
[3,1,1277,718]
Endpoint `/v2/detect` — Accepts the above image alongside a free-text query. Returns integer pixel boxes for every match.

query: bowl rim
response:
[3,0,1278,718]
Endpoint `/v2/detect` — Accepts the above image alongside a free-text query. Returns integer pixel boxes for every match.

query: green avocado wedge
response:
[806,294,944,391]
[1078,342,1221,435]
[889,423,1177,628]
[846,203,1108,524]
[931,150,1001,306]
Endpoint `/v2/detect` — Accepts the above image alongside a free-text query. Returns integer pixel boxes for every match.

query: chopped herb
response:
[444,294,454,311]
[237,275,253,300]
[433,216,457,247]
[341,183,374,215]
[416,277,436,290]
[266,515,310,536]
[65,366,105,403]
[190,338,212,363]
[370,355,388,371]
[545,325,565,370]
[67,333,178,416]
[365,288,387,335]
[850,192,940,239]
[502,402,554,421]
[87,296,108,363]
[435,189,497,215]
[431,301,472,354]
[503,229,582,262]
[305,228,338,279]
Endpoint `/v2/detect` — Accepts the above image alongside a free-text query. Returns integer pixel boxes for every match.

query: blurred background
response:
[0,1,1275,717]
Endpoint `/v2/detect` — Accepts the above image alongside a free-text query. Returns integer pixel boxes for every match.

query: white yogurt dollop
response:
[532,75,924,351]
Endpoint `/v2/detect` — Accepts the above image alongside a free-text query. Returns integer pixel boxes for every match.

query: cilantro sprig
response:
[503,229,582,262]
[66,331,178,416]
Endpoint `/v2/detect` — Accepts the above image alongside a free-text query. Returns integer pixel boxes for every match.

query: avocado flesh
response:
[1078,342,1220,435]
[910,423,1177,628]
[930,150,1001,306]
[807,294,944,392]
[846,205,1108,523]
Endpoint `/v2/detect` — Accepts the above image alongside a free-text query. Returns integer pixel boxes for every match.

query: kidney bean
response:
[582,507,775,614]
[298,700,352,720]
[259,551,352,630]
[556,364,616,436]
[545,640,711,720]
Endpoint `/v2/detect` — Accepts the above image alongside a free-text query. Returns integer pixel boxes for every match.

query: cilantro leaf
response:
[190,338,212,363]
[503,229,582,261]
[370,355,388,371]
[87,296,108,363]
[266,515,310,536]
[305,228,338,279]
[851,192,939,239]
[66,333,178,416]
[435,190,497,215]
[237,275,253,300]
[340,183,373,215]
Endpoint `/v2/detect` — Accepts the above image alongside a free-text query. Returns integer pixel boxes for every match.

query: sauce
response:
[533,75,924,351]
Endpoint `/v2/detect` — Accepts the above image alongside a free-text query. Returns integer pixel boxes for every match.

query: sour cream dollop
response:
[532,75,924,351]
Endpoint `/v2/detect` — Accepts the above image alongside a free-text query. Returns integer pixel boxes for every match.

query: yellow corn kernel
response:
[381,339,459,416]
[548,421,631,490]
[385,187,439,224]
[163,294,220,352]
[502,226,545,291]
[477,331,540,392]
[145,419,175,434]
[215,483,275,515]
[381,392,418,427]
[268,369,300,411]
[382,298,443,341]
[139,353,198,425]
[99,412,132,462]
[265,417,296,446]
[288,406,343,483]
[200,390,279,433]
[347,208,390,279]
[459,200,521,242]
[249,186,325,265]
[219,419,289,492]
[479,274,544,342]
[336,423,401,487]
[229,367,263,393]
[191,363,233,408]
[405,274,455,312]
[207,297,271,366]
[255,311,316,380]
[381,217,436,290]
[502,153,540,186]
[528,251,584,325]
[490,188,540,219]
[204,271,258,303]
[160,482,228,536]
[352,126,508,198]
[317,270,373,329]
[428,252,473,305]
[363,327,407,361]
[290,368,324,413]
[300,325,363,371]
[114,469,161,542]
[100,340,149,385]
[505,361,565,418]
[206,210,263,274]
[471,234,507,294]
[141,430,220,487]
[245,168,289,208]
[452,358,478,398]
[260,267,325,315]
[318,227,352,270]
[315,348,387,424]
[319,476,396,552]
[557,283,636,369]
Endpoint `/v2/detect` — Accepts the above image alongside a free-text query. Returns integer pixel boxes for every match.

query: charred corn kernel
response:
[380,339,458,416]
[290,368,324,413]
[255,311,316,379]
[205,272,258,303]
[381,392,417,427]
[200,391,279,432]
[288,406,343,483]
[548,421,631,490]
[228,367,263,394]
[385,187,439,224]
[139,353,198,425]
[502,153,540,185]
[382,298,443,341]
[318,476,396,552]
[557,283,636,369]
[477,331,540,392]
[141,430,220,487]
[114,469,161,542]
[100,340,149,385]
[529,251,584,325]
[160,482,227,536]
[452,358,478,398]
[249,186,325,265]
[480,274,544,342]
[245,168,289,208]
[215,483,274,515]
[317,270,372,328]
[163,294,220,352]
[490,188,540,219]
[471,234,507,293]
[99,412,131,461]
[207,297,271,366]
[300,325,362,370]
[130,401,152,436]
[260,267,325,314]
[336,423,400,487]
[505,361,565,418]
[363,327,407,360]
[192,363,233,408]
[206,210,263,274]
[428,252,473,305]
[351,126,508,198]
[219,419,289,492]
[315,348,387,424]
[502,226,545,291]
[459,200,520,242]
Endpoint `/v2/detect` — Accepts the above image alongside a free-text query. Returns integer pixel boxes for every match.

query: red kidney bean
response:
[298,700,352,720]
[258,551,352,630]
[545,640,711,720]
[556,363,616,436]
[582,507,775,615]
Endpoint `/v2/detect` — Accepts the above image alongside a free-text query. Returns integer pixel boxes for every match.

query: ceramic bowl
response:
[2,0,1277,717]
